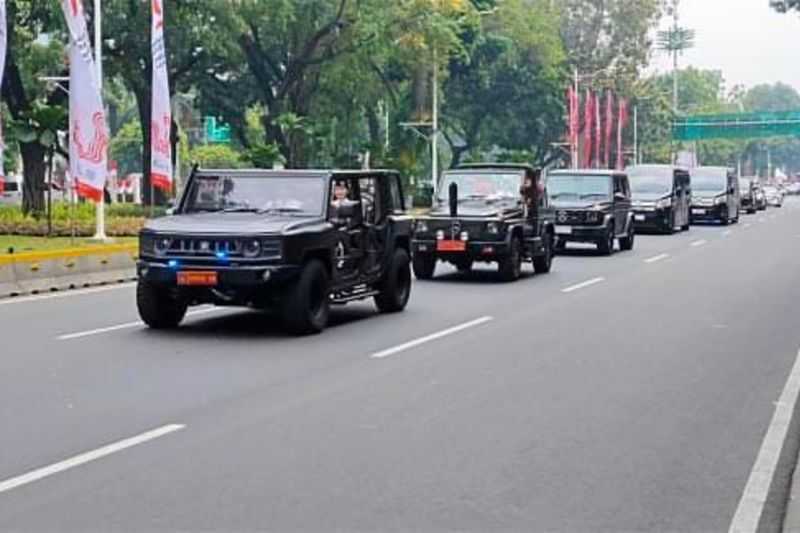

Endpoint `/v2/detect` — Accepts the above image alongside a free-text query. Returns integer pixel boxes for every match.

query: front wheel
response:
[412,253,436,280]
[137,280,188,329]
[281,259,330,335]
[498,237,523,282]
[375,248,412,313]
[597,227,615,255]
[619,225,635,251]
[532,233,553,274]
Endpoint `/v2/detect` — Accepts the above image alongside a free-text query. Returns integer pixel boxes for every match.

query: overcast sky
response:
[648,0,800,93]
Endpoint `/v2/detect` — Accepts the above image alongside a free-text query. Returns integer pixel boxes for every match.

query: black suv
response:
[411,163,555,281]
[137,169,413,334]
[546,170,635,254]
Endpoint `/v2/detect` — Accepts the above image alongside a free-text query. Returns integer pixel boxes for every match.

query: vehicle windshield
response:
[182,175,325,215]
[692,169,727,193]
[546,174,611,202]
[437,172,523,202]
[627,166,674,196]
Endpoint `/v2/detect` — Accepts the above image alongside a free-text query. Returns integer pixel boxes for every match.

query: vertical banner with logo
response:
[151,0,172,192]
[604,90,614,169]
[582,90,593,168]
[61,0,109,202]
[616,99,629,170]
[0,0,7,192]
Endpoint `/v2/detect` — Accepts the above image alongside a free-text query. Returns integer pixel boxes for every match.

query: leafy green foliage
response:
[189,145,244,169]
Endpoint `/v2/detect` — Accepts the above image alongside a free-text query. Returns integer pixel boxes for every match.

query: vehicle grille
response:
[169,238,244,257]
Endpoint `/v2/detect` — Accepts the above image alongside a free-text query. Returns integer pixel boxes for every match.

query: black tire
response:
[720,209,730,226]
[532,232,553,274]
[281,259,330,335]
[620,224,635,251]
[136,279,188,329]
[498,236,523,282]
[375,248,412,313]
[554,238,567,253]
[747,208,757,214]
[412,253,436,280]
[597,226,615,255]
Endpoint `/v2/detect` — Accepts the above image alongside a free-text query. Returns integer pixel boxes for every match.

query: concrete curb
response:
[0,244,138,298]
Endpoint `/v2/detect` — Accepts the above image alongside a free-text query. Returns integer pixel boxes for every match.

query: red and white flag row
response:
[567,88,630,170]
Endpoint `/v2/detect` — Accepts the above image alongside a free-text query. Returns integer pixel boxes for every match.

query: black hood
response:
[143,212,325,235]
[428,199,521,219]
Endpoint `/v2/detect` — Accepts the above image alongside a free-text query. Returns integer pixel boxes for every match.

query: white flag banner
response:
[61,0,108,202]
[0,0,7,188]
[150,0,172,192]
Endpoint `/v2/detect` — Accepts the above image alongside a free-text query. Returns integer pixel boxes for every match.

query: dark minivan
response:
[627,165,691,234]
[547,170,635,255]
[690,166,739,225]
[739,177,757,214]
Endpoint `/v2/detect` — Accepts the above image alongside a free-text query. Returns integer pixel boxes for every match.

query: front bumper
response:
[137,260,301,287]
[553,225,606,243]
[412,239,509,260]
[690,204,726,222]
[631,208,672,232]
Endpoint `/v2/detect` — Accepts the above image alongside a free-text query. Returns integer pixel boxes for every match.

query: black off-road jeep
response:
[137,169,413,334]
[411,164,555,281]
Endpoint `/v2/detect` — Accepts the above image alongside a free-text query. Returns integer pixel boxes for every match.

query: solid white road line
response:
[690,239,708,247]
[57,307,223,341]
[644,253,670,264]
[370,316,493,359]
[729,349,800,533]
[562,277,605,294]
[0,424,185,495]
[0,283,135,307]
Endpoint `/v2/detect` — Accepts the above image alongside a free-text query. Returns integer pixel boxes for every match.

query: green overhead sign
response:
[204,116,232,143]
[673,110,800,141]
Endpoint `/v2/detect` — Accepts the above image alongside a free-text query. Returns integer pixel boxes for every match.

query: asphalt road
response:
[2,202,800,531]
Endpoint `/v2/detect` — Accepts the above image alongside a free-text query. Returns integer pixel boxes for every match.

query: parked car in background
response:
[763,185,784,207]
[0,175,22,206]
[739,178,757,214]
[626,165,691,234]
[785,182,800,196]
[547,170,635,255]
[754,183,768,211]
[690,167,739,225]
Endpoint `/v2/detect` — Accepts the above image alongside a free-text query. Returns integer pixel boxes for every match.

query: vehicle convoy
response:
[763,185,784,207]
[411,163,555,281]
[137,169,413,334]
[546,170,635,255]
[626,165,691,234]
[739,177,758,214]
[689,166,739,225]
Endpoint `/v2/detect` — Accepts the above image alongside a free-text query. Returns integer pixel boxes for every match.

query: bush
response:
[0,203,150,237]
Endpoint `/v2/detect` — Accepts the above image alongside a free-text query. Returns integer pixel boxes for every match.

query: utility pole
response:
[431,48,439,200]
[633,106,639,165]
[92,0,108,241]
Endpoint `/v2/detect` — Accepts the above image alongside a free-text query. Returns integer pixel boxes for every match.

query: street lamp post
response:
[92,0,108,241]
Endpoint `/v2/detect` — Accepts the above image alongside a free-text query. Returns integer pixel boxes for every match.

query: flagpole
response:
[92,0,107,241]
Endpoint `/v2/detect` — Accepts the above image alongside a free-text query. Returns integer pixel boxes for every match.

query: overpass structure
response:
[672,110,800,141]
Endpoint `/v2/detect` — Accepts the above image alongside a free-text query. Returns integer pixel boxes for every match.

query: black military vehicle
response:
[411,163,555,281]
[137,169,413,334]
[546,169,635,255]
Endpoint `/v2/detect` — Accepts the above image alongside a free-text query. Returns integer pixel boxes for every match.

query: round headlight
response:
[586,211,599,222]
[460,231,469,242]
[154,237,172,256]
[436,230,445,241]
[486,222,500,234]
[416,220,429,233]
[715,196,726,205]
[243,239,262,258]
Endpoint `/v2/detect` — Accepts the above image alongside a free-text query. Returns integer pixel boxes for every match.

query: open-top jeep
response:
[411,163,555,281]
[137,169,413,334]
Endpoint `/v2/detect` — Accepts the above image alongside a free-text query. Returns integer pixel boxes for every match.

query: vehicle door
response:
[328,176,367,283]
[359,175,391,278]
[611,176,624,235]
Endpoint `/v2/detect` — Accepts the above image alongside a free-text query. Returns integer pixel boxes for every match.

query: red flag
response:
[582,90,593,168]
[617,99,629,170]
[594,92,602,168]
[604,91,614,169]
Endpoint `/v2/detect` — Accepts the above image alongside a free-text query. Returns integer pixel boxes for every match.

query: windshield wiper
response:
[220,206,259,213]
[580,193,610,200]
[259,207,307,215]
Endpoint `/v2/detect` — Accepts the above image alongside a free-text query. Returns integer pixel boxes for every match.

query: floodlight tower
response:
[657,0,695,115]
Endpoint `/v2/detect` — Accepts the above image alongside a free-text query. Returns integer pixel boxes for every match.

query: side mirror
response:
[614,192,626,202]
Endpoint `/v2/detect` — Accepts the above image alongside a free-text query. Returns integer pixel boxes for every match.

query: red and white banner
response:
[150,0,172,192]
[616,98,629,170]
[582,90,593,168]
[604,90,614,169]
[594,92,602,168]
[61,0,109,202]
[0,0,7,190]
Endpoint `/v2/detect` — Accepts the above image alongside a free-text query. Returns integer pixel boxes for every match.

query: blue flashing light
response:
[215,251,228,260]
[168,260,179,269]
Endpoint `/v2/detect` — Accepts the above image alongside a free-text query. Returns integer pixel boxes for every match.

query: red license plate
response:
[437,240,467,252]
[177,271,218,286]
